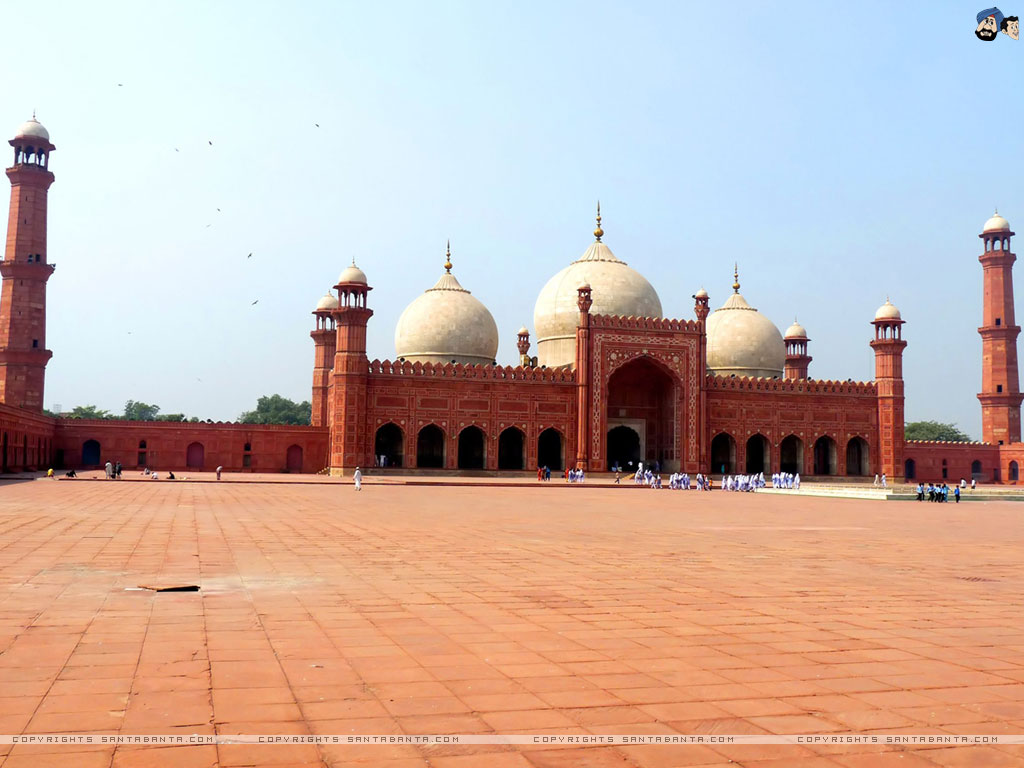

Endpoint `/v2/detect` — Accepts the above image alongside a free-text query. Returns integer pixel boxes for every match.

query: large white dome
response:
[706,288,785,379]
[533,213,662,368]
[394,252,499,366]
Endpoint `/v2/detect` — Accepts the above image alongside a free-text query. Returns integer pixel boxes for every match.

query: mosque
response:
[0,116,1021,483]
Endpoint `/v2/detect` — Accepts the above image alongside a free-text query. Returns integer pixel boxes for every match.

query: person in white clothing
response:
[353,467,363,491]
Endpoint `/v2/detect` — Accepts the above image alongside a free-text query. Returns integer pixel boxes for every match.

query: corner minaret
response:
[784,319,812,379]
[977,211,1022,445]
[0,116,56,411]
[328,260,373,474]
[871,299,906,481]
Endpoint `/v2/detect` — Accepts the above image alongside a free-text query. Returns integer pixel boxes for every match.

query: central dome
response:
[394,245,499,366]
[705,272,785,379]
[534,208,662,367]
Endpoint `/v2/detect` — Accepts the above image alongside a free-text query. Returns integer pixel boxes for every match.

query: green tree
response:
[238,394,312,425]
[905,421,972,442]
[68,405,111,420]
[155,413,188,422]
[123,400,160,421]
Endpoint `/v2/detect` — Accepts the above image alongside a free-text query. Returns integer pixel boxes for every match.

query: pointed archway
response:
[606,357,678,471]
[537,428,563,471]
[457,426,485,469]
[745,434,770,474]
[780,435,802,475]
[606,426,641,470]
[498,427,525,470]
[710,433,736,474]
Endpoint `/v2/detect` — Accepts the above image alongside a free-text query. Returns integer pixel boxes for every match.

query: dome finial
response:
[594,201,603,242]
[31,109,36,120]
[444,240,452,273]
[732,263,740,293]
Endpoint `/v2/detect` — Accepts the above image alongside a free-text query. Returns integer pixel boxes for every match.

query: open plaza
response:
[0,474,1021,766]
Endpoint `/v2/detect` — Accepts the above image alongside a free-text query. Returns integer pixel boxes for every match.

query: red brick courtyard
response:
[0,478,1022,767]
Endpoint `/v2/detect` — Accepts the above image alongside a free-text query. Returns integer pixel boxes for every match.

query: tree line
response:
[54,394,312,426]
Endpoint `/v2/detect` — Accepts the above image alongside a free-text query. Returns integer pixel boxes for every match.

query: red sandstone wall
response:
[903,441,1001,484]
[707,376,880,477]
[358,360,577,470]
[0,403,56,471]
[52,420,329,473]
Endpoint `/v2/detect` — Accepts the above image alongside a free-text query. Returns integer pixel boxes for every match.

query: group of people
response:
[566,467,586,483]
[771,472,801,489]
[722,473,766,492]
[103,461,123,479]
[872,473,889,488]
[916,482,960,502]
[536,466,552,481]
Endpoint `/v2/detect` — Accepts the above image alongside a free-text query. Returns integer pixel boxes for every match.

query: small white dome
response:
[784,320,808,339]
[706,291,785,378]
[337,261,367,285]
[395,265,499,366]
[984,212,1010,232]
[875,299,901,321]
[14,117,49,141]
[694,287,709,299]
[518,326,529,335]
[316,293,338,311]
[534,224,662,368]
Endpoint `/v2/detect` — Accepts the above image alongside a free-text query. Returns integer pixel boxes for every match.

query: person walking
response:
[954,485,961,503]
[104,461,113,480]
[216,465,223,481]
[353,466,363,491]
[115,461,122,479]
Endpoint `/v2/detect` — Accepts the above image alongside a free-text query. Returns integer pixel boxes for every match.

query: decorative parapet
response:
[706,374,877,396]
[905,439,992,446]
[588,313,701,333]
[367,359,576,383]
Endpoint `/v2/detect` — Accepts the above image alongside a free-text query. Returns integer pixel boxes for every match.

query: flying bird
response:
[247,252,252,259]
[251,300,259,305]
[205,224,211,228]
[315,123,320,128]
[117,83,123,87]
[174,148,179,152]
[216,208,221,212]
[208,140,213,146]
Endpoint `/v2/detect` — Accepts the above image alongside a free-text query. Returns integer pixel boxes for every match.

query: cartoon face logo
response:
[1002,15,1019,38]
[977,7,1004,40]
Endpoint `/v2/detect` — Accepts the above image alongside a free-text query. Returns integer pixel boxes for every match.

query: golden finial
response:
[594,201,603,242]
[444,240,452,273]
[732,263,740,293]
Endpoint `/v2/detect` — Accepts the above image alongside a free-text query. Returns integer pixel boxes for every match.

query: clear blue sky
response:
[0,1,1013,437]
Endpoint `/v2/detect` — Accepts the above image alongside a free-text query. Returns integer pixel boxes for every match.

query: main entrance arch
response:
[606,357,678,471]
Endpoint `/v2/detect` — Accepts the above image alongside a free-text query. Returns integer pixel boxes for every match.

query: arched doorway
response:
[813,436,837,475]
[745,434,770,474]
[905,458,916,480]
[537,428,563,471]
[780,435,802,475]
[416,425,445,468]
[458,426,485,469]
[286,444,303,472]
[498,427,525,470]
[845,437,869,476]
[186,442,205,468]
[374,423,404,467]
[971,460,983,480]
[711,433,736,474]
[1011,461,1019,482]
[607,357,678,471]
[607,425,641,470]
[82,439,101,466]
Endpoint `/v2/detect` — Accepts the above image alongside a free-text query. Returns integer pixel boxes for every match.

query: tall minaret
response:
[783,320,812,379]
[977,211,1022,445]
[871,299,906,480]
[310,290,338,428]
[328,260,372,473]
[0,117,56,411]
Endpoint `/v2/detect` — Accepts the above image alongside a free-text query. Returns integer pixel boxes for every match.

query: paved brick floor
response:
[0,478,1022,767]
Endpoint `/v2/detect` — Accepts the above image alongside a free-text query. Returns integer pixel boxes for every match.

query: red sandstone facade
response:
[0,118,1022,483]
